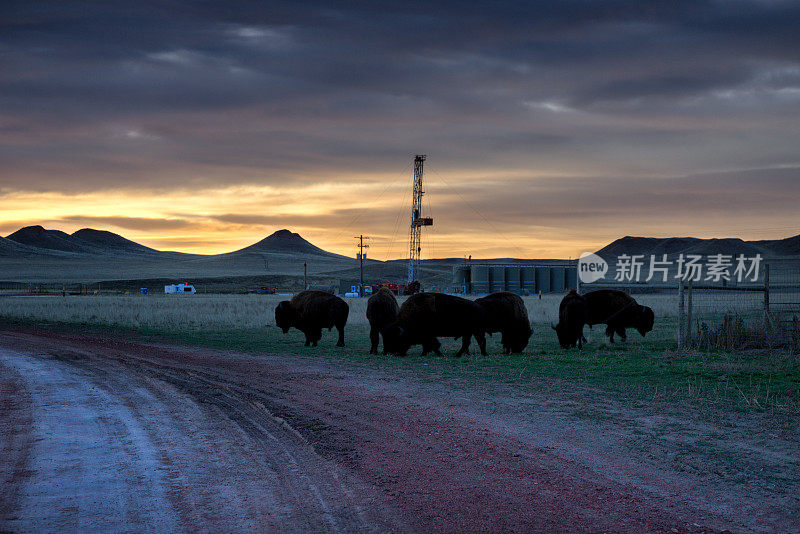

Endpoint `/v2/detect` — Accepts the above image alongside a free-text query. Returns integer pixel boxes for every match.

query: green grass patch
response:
[2,314,798,415]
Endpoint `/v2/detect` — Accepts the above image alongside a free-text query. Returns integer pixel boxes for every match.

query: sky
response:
[2,1,799,259]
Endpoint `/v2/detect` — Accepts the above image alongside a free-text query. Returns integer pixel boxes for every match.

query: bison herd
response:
[275,288,655,356]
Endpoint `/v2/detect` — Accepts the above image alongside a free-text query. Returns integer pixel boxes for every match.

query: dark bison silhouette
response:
[275,290,349,347]
[366,287,400,354]
[475,291,532,353]
[554,289,654,348]
[553,289,588,349]
[382,292,486,357]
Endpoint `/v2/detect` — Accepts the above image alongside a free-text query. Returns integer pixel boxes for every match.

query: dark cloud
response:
[1,0,799,249]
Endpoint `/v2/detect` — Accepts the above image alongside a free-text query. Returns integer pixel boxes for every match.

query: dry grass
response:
[0,291,792,332]
[0,293,567,329]
[0,294,282,330]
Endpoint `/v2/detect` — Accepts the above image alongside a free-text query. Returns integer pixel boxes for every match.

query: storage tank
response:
[489,266,505,292]
[520,266,536,292]
[565,266,578,291]
[550,266,566,293]
[471,265,490,294]
[505,266,521,292]
[535,267,550,293]
[453,264,469,288]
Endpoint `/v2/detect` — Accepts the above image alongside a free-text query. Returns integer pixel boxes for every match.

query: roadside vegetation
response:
[1,294,797,417]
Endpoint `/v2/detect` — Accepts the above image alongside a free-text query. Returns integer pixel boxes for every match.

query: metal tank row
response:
[452,264,578,294]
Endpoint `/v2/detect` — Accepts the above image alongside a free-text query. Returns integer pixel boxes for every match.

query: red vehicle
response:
[381,283,406,295]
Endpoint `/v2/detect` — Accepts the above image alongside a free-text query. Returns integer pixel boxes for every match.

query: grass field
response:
[1,293,797,417]
[0,290,782,326]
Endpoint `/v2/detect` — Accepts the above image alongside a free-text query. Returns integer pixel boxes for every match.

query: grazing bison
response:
[475,291,532,353]
[583,289,654,343]
[381,292,486,357]
[366,287,400,354]
[553,289,588,349]
[275,290,349,347]
[553,289,654,347]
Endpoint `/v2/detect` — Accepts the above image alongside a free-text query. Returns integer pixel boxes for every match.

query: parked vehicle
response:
[164,283,196,294]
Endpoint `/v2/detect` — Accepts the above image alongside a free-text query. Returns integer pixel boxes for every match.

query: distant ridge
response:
[596,234,800,258]
[2,225,347,259]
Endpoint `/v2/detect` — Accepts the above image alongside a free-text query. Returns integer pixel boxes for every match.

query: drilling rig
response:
[408,155,433,286]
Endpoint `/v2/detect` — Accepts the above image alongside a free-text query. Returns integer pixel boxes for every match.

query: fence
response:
[677,262,800,351]
[582,259,800,351]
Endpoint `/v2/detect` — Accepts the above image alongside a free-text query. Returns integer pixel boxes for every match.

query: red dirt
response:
[0,329,735,532]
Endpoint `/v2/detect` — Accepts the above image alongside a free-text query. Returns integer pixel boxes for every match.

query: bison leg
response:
[502,331,520,354]
[334,314,347,347]
[310,328,323,347]
[336,326,345,347]
[454,334,472,358]
[368,326,379,354]
[474,331,487,356]
[605,325,615,343]
[303,331,312,346]
[616,326,627,341]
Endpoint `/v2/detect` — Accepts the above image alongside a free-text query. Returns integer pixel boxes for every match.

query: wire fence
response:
[677,261,800,351]
[583,259,800,352]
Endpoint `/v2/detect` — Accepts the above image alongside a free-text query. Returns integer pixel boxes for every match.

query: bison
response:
[584,289,654,343]
[553,289,588,349]
[366,287,400,354]
[381,292,487,357]
[553,289,654,347]
[475,291,532,353]
[275,290,349,347]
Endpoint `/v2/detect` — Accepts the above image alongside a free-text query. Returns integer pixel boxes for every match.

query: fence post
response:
[763,263,770,312]
[686,278,693,346]
[678,279,685,348]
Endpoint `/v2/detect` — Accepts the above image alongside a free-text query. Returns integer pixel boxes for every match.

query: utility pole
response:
[303,261,307,290]
[355,235,370,296]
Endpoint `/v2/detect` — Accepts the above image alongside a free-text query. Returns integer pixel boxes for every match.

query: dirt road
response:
[0,330,784,532]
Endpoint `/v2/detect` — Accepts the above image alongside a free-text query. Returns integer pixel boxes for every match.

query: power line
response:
[428,167,530,259]
[330,160,413,245]
[383,170,413,262]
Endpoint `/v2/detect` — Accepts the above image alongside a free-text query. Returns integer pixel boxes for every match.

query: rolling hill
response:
[596,234,800,258]
[6,225,103,254]
[0,226,361,283]
[227,229,347,258]
[0,235,43,257]
[2,223,797,285]
[71,228,160,255]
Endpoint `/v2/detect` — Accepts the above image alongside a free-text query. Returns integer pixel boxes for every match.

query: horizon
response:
[2,2,799,259]
[4,223,799,261]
